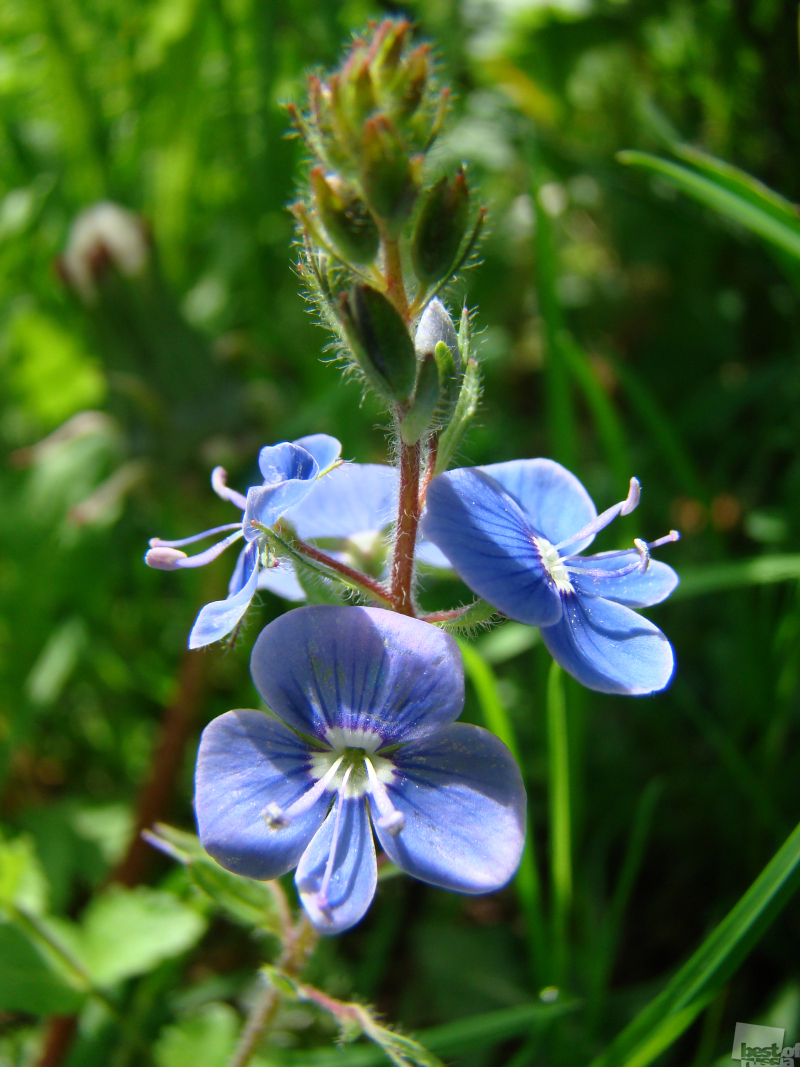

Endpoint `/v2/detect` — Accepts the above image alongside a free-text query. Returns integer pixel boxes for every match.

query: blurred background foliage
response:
[3,0,800,1064]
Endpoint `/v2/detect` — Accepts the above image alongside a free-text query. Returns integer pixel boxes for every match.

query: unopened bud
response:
[433,341,459,415]
[415,298,460,375]
[395,44,429,119]
[370,19,412,86]
[400,353,441,445]
[360,115,419,236]
[310,168,379,266]
[145,546,187,570]
[411,169,469,286]
[341,285,417,403]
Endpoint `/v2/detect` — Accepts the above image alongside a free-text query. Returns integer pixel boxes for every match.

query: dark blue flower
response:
[195,606,526,934]
[145,435,341,647]
[421,459,680,695]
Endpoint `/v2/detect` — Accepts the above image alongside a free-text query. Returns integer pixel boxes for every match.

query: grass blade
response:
[674,556,800,599]
[547,662,571,986]
[589,819,800,1067]
[458,640,548,984]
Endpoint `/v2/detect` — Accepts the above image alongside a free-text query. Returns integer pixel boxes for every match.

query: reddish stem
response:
[290,538,392,605]
[418,434,438,507]
[390,438,421,616]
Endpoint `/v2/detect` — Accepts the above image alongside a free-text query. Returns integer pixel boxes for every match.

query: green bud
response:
[415,298,460,375]
[310,168,379,265]
[395,44,429,119]
[360,115,419,235]
[434,340,459,413]
[370,19,412,86]
[400,353,441,446]
[340,284,416,403]
[411,168,470,285]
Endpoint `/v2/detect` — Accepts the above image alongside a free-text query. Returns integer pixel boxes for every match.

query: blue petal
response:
[243,479,318,536]
[567,554,679,608]
[195,710,329,880]
[293,434,342,473]
[375,723,526,893]
[421,468,563,626]
[415,540,452,569]
[258,442,318,485]
[189,543,259,649]
[250,606,464,746]
[257,561,306,602]
[295,796,376,934]
[540,592,675,695]
[481,459,598,552]
[283,463,396,541]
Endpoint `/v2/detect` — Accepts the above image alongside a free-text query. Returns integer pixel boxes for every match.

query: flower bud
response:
[360,115,419,236]
[411,169,469,286]
[310,168,380,265]
[415,298,460,375]
[433,341,459,414]
[340,284,417,403]
[395,44,429,119]
[400,353,441,446]
[370,19,412,87]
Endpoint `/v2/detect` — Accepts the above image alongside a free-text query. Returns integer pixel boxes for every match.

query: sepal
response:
[310,168,379,266]
[400,353,441,445]
[411,169,470,285]
[360,115,420,235]
[340,284,417,402]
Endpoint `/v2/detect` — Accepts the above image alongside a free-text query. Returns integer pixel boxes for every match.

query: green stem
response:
[547,662,571,986]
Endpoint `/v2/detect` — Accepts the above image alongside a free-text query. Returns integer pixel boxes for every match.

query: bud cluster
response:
[290,18,484,451]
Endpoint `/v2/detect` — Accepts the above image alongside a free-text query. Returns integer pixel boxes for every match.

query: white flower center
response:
[534,536,574,594]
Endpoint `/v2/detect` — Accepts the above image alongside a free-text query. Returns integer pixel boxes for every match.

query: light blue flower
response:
[195,606,526,934]
[421,459,680,695]
[145,435,341,648]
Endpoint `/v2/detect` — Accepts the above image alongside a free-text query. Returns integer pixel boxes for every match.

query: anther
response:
[364,758,405,836]
[317,765,353,915]
[633,538,650,573]
[211,467,248,510]
[555,477,642,553]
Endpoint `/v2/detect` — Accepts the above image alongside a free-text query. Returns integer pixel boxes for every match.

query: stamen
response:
[648,529,681,549]
[147,528,244,570]
[148,523,242,549]
[364,758,404,836]
[563,529,679,581]
[265,754,344,829]
[211,466,248,510]
[555,478,641,553]
[317,764,353,916]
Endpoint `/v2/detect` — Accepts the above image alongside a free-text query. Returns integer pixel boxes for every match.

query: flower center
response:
[534,536,574,594]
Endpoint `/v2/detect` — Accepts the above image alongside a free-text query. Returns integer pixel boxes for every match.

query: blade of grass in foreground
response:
[547,662,571,987]
[589,819,800,1067]
[674,556,800,599]
[458,640,548,985]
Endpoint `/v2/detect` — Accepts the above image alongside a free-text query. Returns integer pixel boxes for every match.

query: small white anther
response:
[145,546,187,570]
[377,811,405,836]
[621,478,641,516]
[633,538,650,573]
[264,802,290,829]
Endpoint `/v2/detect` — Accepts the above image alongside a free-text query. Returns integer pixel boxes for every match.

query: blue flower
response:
[195,606,526,934]
[421,459,680,695]
[145,435,341,648]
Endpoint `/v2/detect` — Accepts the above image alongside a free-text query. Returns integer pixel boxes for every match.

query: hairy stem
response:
[292,538,393,605]
[390,438,421,615]
[418,434,438,507]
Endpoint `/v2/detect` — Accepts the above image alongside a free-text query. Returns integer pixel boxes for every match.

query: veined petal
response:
[568,554,679,608]
[195,710,329,880]
[294,434,342,474]
[257,561,306,602]
[188,543,260,649]
[250,606,464,745]
[421,468,563,627]
[283,463,396,541]
[481,458,598,553]
[258,442,318,485]
[375,723,526,893]
[295,796,376,934]
[243,479,318,538]
[540,592,675,695]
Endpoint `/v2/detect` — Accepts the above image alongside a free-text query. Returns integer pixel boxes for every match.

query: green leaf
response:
[77,886,206,986]
[618,150,800,262]
[0,921,86,1015]
[674,555,800,599]
[590,819,800,1067]
[475,622,538,665]
[144,824,286,935]
[154,1003,239,1067]
[547,662,571,985]
[0,834,48,915]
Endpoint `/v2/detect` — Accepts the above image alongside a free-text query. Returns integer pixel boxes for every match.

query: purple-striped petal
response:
[243,480,318,538]
[195,710,329,880]
[188,542,259,649]
[481,458,598,553]
[295,796,376,934]
[283,463,396,542]
[293,434,342,473]
[250,606,464,746]
[540,592,675,695]
[421,468,563,626]
[258,441,318,485]
[567,554,679,608]
[374,723,526,893]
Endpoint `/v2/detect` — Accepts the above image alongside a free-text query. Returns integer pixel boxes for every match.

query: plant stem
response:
[418,434,438,506]
[291,537,393,605]
[390,438,421,615]
[382,236,409,320]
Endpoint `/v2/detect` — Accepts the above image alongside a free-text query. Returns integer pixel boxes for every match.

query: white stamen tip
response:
[145,547,187,570]
[621,478,641,516]
[211,466,229,495]
[264,802,290,829]
[378,811,405,836]
[633,538,650,573]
